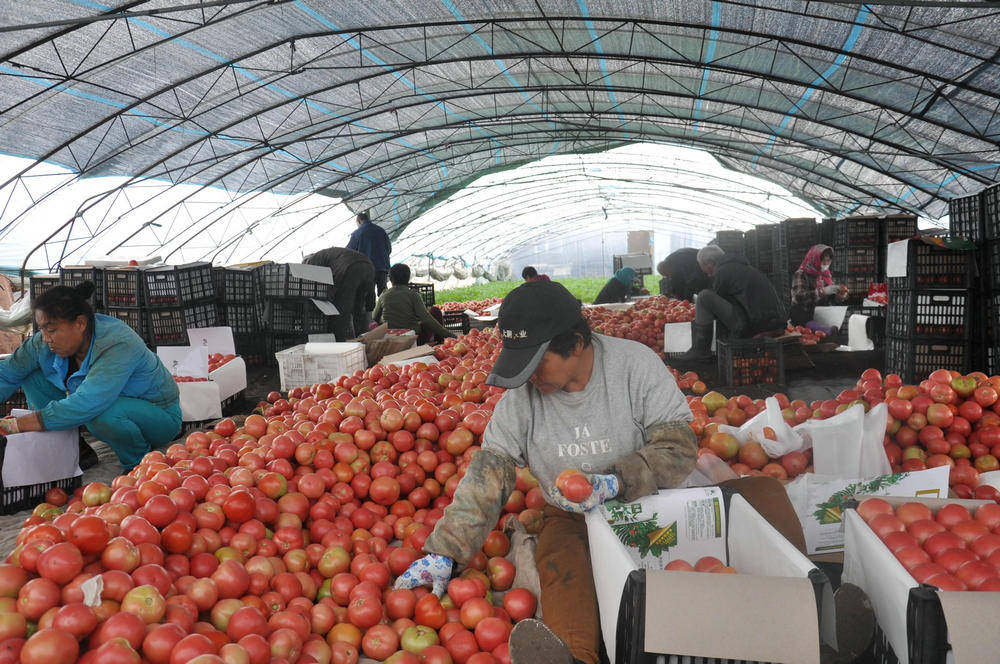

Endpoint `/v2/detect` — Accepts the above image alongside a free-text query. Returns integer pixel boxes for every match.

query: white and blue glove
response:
[393,553,453,596]
[549,473,620,513]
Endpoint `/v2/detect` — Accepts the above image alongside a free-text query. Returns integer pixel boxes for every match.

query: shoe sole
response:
[834,583,876,658]
[509,619,573,664]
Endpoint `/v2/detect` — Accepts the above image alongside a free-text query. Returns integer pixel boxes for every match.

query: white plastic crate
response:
[275,342,366,391]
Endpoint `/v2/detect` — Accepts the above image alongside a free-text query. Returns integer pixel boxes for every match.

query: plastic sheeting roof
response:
[0,1,999,269]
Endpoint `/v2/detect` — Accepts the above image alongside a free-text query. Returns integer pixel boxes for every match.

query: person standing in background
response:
[347,211,392,312]
[304,247,376,341]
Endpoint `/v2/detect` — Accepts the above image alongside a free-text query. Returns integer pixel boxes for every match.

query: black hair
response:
[521,266,538,279]
[547,317,592,358]
[33,281,96,333]
[821,248,833,261]
[389,263,411,285]
[356,211,370,223]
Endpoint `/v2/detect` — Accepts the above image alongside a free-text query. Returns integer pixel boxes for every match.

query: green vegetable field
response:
[435,274,659,304]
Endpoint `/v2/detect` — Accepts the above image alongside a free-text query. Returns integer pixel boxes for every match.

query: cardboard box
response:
[381,344,436,365]
[587,488,830,663]
[843,495,1000,664]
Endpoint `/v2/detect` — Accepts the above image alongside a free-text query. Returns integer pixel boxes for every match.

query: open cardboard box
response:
[381,344,436,365]
[587,487,831,664]
[843,495,1000,664]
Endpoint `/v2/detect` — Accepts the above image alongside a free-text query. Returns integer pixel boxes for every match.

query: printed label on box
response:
[596,487,726,569]
[796,466,949,555]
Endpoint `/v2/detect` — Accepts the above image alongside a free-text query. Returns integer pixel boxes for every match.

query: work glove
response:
[0,418,19,435]
[822,284,840,296]
[393,553,453,597]
[549,473,620,513]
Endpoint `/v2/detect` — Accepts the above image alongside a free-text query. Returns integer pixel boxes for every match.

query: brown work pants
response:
[536,504,601,664]
[534,476,805,664]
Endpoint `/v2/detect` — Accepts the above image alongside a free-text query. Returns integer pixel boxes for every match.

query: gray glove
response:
[822,284,840,296]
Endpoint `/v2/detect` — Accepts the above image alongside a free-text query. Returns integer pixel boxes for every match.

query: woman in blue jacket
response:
[0,282,181,470]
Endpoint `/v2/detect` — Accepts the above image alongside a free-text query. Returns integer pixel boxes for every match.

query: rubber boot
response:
[508,619,575,664]
[676,323,714,362]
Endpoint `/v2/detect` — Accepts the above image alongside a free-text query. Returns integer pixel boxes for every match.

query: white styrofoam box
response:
[3,410,81,487]
[275,342,366,391]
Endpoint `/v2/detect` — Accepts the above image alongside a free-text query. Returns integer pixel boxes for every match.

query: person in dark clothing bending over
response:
[592,267,635,305]
[657,247,712,301]
[678,245,787,362]
[347,211,392,309]
[373,264,454,344]
[522,266,551,282]
[304,247,376,341]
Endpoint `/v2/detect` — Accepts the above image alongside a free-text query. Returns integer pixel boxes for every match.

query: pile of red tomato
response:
[437,300,502,316]
[1,328,553,664]
[688,368,1000,501]
[582,296,694,360]
[858,497,1000,592]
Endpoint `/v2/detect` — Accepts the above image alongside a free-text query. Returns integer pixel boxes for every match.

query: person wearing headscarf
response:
[593,267,636,305]
[789,244,847,328]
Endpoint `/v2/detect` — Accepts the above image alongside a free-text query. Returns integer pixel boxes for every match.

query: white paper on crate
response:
[186,327,236,355]
[813,306,847,330]
[587,487,727,664]
[787,466,949,556]
[2,411,80,486]
[847,314,875,351]
[156,345,209,380]
[177,381,222,422]
[843,510,918,664]
[287,263,334,285]
[886,240,909,278]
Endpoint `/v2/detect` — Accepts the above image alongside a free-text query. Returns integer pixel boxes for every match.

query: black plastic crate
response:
[885,336,970,383]
[835,271,879,303]
[266,300,329,335]
[883,214,919,243]
[837,246,879,274]
[103,268,144,307]
[717,337,784,387]
[1,389,27,417]
[743,229,758,268]
[148,303,219,346]
[985,183,1000,240]
[28,274,60,302]
[261,263,331,299]
[220,302,263,334]
[774,217,817,252]
[846,304,887,347]
[770,271,791,309]
[266,332,307,366]
[714,230,745,256]
[820,217,836,246]
[106,307,149,341]
[948,193,983,242]
[233,332,268,367]
[59,266,104,305]
[442,311,471,335]
[834,217,880,251]
[887,289,972,339]
[214,266,261,304]
[754,224,776,273]
[0,470,82,516]
[409,282,435,307]
[886,240,975,290]
[144,262,215,307]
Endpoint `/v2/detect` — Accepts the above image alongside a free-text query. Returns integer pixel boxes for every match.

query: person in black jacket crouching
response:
[678,245,787,362]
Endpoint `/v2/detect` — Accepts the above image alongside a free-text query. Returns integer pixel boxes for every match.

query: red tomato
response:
[19,628,79,664]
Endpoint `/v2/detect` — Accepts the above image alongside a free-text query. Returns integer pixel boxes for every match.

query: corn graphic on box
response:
[596,487,727,569]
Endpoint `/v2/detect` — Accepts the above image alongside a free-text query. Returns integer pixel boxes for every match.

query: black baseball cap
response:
[486,280,584,389]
